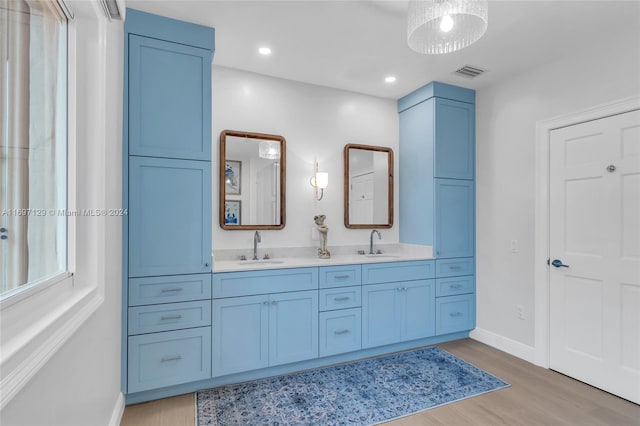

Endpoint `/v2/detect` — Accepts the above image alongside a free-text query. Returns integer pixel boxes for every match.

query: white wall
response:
[0,6,123,425]
[475,32,640,351]
[213,66,399,251]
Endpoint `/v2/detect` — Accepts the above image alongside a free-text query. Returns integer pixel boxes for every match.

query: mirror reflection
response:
[219,130,286,230]
[344,144,393,229]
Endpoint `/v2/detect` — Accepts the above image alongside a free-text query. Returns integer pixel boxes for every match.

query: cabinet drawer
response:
[128,300,211,335]
[436,276,474,297]
[128,274,211,306]
[435,258,474,278]
[435,294,475,335]
[213,267,318,298]
[362,260,434,285]
[319,265,361,289]
[319,308,362,357]
[319,286,361,311]
[128,327,211,393]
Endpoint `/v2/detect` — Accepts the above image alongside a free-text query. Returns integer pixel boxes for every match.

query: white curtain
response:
[0,0,66,294]
[1,0,30,293]
[26,0,66,284]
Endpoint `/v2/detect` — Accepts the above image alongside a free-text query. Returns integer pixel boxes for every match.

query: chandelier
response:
[258,140,280,160]
[407,0,488,55]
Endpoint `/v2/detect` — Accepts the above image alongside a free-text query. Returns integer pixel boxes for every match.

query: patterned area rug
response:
[197,346,509,425]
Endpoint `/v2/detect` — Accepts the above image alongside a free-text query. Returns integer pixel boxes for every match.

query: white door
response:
[350,172,374,224]
[549,109,640,403]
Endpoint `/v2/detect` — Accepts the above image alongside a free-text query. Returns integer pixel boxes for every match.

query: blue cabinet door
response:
[212,295,268,377]
[128,156,212,277]
[434,98,474,180]
[269,290,319,366]
[128,35,212,161]
[362,282,401,348]
[399,99,435,246]
[363,280,436,348]
[434,179,474,258]
[402,280,436,341]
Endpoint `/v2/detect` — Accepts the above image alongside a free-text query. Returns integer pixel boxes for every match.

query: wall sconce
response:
[310,161,328,201]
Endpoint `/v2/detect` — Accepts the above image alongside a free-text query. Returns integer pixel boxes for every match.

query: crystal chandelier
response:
[407,0,488,55]
[258,140,280,160]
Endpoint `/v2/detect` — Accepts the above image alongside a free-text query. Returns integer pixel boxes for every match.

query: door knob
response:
[551,259,569,268]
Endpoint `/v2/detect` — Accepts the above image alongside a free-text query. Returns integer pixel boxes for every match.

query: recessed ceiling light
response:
[258,47,272,55]
[385,76,397,83]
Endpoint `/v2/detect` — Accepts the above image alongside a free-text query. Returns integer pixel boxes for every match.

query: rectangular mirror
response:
[344,144,394,228]
[219,130,286,230]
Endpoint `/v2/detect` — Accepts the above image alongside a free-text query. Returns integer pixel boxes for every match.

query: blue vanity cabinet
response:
[318,265,362,357]
[212,268,319,377]
[122,9,215,400]
[398,82,475,257]
[398,82,476,338]
[361,261,435,349]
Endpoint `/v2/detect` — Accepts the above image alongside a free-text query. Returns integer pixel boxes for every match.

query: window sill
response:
[0,274,104,409]
[0,272,74,309]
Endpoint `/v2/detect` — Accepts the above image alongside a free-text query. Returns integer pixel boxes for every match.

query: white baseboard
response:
[470,327,538,365]
[109,392,125,426]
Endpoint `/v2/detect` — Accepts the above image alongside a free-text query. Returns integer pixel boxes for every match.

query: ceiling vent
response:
[454,65,486,78]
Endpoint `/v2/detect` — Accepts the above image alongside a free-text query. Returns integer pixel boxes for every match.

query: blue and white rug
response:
[197,346,509,425]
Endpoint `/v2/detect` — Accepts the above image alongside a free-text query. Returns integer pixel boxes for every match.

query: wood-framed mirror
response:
[344,144,394,229]
[219,130,286,230]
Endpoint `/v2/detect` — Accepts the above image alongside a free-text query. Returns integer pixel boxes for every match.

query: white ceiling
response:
[125,1,640,99]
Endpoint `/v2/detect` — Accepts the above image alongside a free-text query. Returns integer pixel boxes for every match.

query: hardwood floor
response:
[120,339,640,426]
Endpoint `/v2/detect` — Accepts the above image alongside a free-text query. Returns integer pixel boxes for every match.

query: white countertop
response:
[212,244,434,273]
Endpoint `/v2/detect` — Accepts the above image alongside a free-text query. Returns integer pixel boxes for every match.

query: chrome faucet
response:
[369,230,381,254]
[253,231,261,260]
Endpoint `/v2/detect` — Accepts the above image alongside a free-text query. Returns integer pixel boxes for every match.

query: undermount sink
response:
[237,260,285,265]
[364,254,401,259]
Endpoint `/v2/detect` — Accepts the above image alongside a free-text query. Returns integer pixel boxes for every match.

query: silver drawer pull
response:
[161,288,183,293]
[334,296,350,301]
[334,329,350,335]
[334,275,350,279]
[449,284,463,289]
[449,312,463,318]
[449,266,462,270]
[160,315,183,321]
[160,355,182,362]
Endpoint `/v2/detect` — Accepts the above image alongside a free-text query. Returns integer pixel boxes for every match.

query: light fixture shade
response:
[314,172,329,189]
[407,0,488,55]
[259,140,280,159]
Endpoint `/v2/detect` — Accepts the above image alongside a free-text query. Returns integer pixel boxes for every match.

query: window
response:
[1,0,68,300]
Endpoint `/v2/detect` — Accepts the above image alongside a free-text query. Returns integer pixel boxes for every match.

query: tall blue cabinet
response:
[398,82,476,334]
[122,9,214,401]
